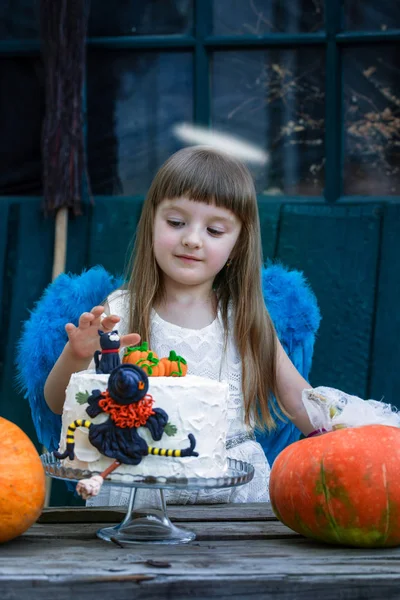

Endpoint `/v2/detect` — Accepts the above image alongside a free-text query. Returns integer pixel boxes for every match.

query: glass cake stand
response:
[41,452,254,545]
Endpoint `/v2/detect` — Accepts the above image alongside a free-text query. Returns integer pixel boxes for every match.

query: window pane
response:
[88,0,193,37]
[212,50,325,196]
[0,57,44,195]
[87,51,193,195]
[344,0,400,31]
[344,46,400,196]
[0,0,40,40]
[212,0,324,35]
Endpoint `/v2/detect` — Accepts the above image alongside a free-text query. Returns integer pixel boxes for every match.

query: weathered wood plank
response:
[1,576,399,600]
[0,199,10,387]
[1,576,400,600]
[0,199,9,319]
[3,534,400,573]
[4,534,400,561]
[65,205,91,274]
[276,203,381,398]
[3,516,400,600]
[369,203,400,407]
[258,201,281,260]
[1,568,400,600]
[23,519,295,541]
[88,197,143,276]
[5,527,400,573]
[1,200,53,442]
[38,503,276,523]
[3,554,400,578]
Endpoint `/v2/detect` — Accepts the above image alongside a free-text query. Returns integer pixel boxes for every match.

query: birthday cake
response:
[56,334,229,492]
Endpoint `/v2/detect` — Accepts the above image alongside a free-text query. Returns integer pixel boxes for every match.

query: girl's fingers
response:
[101,314,120,331]
[65,322,76,335]
[90,306,105,316]
[78,307,106,330]
[89,306,105,326]
[72,309,121,335]
[78,312,96,329]
[121,333,141,348]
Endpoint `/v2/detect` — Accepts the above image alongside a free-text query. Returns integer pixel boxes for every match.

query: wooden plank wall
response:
[1,197,399,504]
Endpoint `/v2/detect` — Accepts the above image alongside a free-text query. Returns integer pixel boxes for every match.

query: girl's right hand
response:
[65,306,141,360]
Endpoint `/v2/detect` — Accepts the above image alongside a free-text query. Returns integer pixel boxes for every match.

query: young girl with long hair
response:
[44,146,315,505]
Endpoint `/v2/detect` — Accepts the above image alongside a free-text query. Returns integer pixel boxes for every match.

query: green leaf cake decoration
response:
[164,422,178,437]
[136,352,160,375]
[123,341,149,358]
[76,390,90,405]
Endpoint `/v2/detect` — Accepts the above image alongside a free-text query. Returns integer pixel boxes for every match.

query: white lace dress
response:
[86,290,270,506]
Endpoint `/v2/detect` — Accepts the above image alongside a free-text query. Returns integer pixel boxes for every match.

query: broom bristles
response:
[40,0,91,216]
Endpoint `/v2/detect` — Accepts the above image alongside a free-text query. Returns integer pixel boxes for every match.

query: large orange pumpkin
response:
[270,425,400,548]
[0,417,46,543]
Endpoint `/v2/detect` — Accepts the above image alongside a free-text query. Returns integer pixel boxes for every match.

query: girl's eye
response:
[208,227,224,236]
[167,220,184,228]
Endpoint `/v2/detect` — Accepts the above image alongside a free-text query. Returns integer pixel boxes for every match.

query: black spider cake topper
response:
[55,334,198,498]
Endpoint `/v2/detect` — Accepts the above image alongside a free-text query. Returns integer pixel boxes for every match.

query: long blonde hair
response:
[126,146,280,430]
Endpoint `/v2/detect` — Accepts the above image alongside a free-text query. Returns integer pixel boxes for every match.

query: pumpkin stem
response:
[169,350,187,376]
[124,341,149,357]
[168,350,187,364]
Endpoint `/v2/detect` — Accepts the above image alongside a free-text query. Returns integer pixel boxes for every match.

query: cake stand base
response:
[41,453,254,545]
[96,487,195,545]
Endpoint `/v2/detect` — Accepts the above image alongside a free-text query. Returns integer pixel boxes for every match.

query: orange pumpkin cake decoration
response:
[123,342,187,377]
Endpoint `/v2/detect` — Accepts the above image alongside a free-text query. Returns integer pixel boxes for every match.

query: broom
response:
[40,0,91,504]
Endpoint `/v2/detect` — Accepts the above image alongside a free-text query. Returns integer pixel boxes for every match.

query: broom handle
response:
[44,206,69,507]
[52,207,68,280]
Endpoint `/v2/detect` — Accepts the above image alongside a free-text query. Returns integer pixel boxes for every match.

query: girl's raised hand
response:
[65,306,140,360]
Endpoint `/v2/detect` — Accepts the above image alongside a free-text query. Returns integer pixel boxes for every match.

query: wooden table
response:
[1,503,400,599]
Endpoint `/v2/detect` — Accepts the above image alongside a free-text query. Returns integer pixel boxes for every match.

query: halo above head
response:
[174,123,269,165]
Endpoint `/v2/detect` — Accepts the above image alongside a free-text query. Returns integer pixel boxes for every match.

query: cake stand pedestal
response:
[41,453,254,545]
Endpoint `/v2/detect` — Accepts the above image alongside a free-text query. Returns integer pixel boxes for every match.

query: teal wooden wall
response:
[2,197,400,487]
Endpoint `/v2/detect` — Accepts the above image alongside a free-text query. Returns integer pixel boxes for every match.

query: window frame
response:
[1,0,399,204]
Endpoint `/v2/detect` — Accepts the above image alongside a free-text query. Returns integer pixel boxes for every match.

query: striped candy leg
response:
[147,433,198,458]
[54,419,92,460]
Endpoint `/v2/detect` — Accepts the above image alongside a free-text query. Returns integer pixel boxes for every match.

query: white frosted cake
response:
[58,370,229,479]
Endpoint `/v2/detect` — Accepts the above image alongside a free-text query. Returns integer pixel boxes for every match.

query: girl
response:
[44,146,315,506]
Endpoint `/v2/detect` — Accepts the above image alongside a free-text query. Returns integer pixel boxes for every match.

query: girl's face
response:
[153,197,242,290]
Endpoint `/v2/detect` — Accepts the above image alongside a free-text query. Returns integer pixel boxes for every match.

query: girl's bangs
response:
[152,148,255,221]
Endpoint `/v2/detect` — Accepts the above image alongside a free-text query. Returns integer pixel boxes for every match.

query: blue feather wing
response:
[256,263,321,465]
[15,266,123,451]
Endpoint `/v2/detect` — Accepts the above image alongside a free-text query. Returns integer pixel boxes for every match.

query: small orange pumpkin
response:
[123,342,164,376]
[123,341,158,364]
[136,354,165,377]
[0,416,46,543]
[160,350,188,377]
